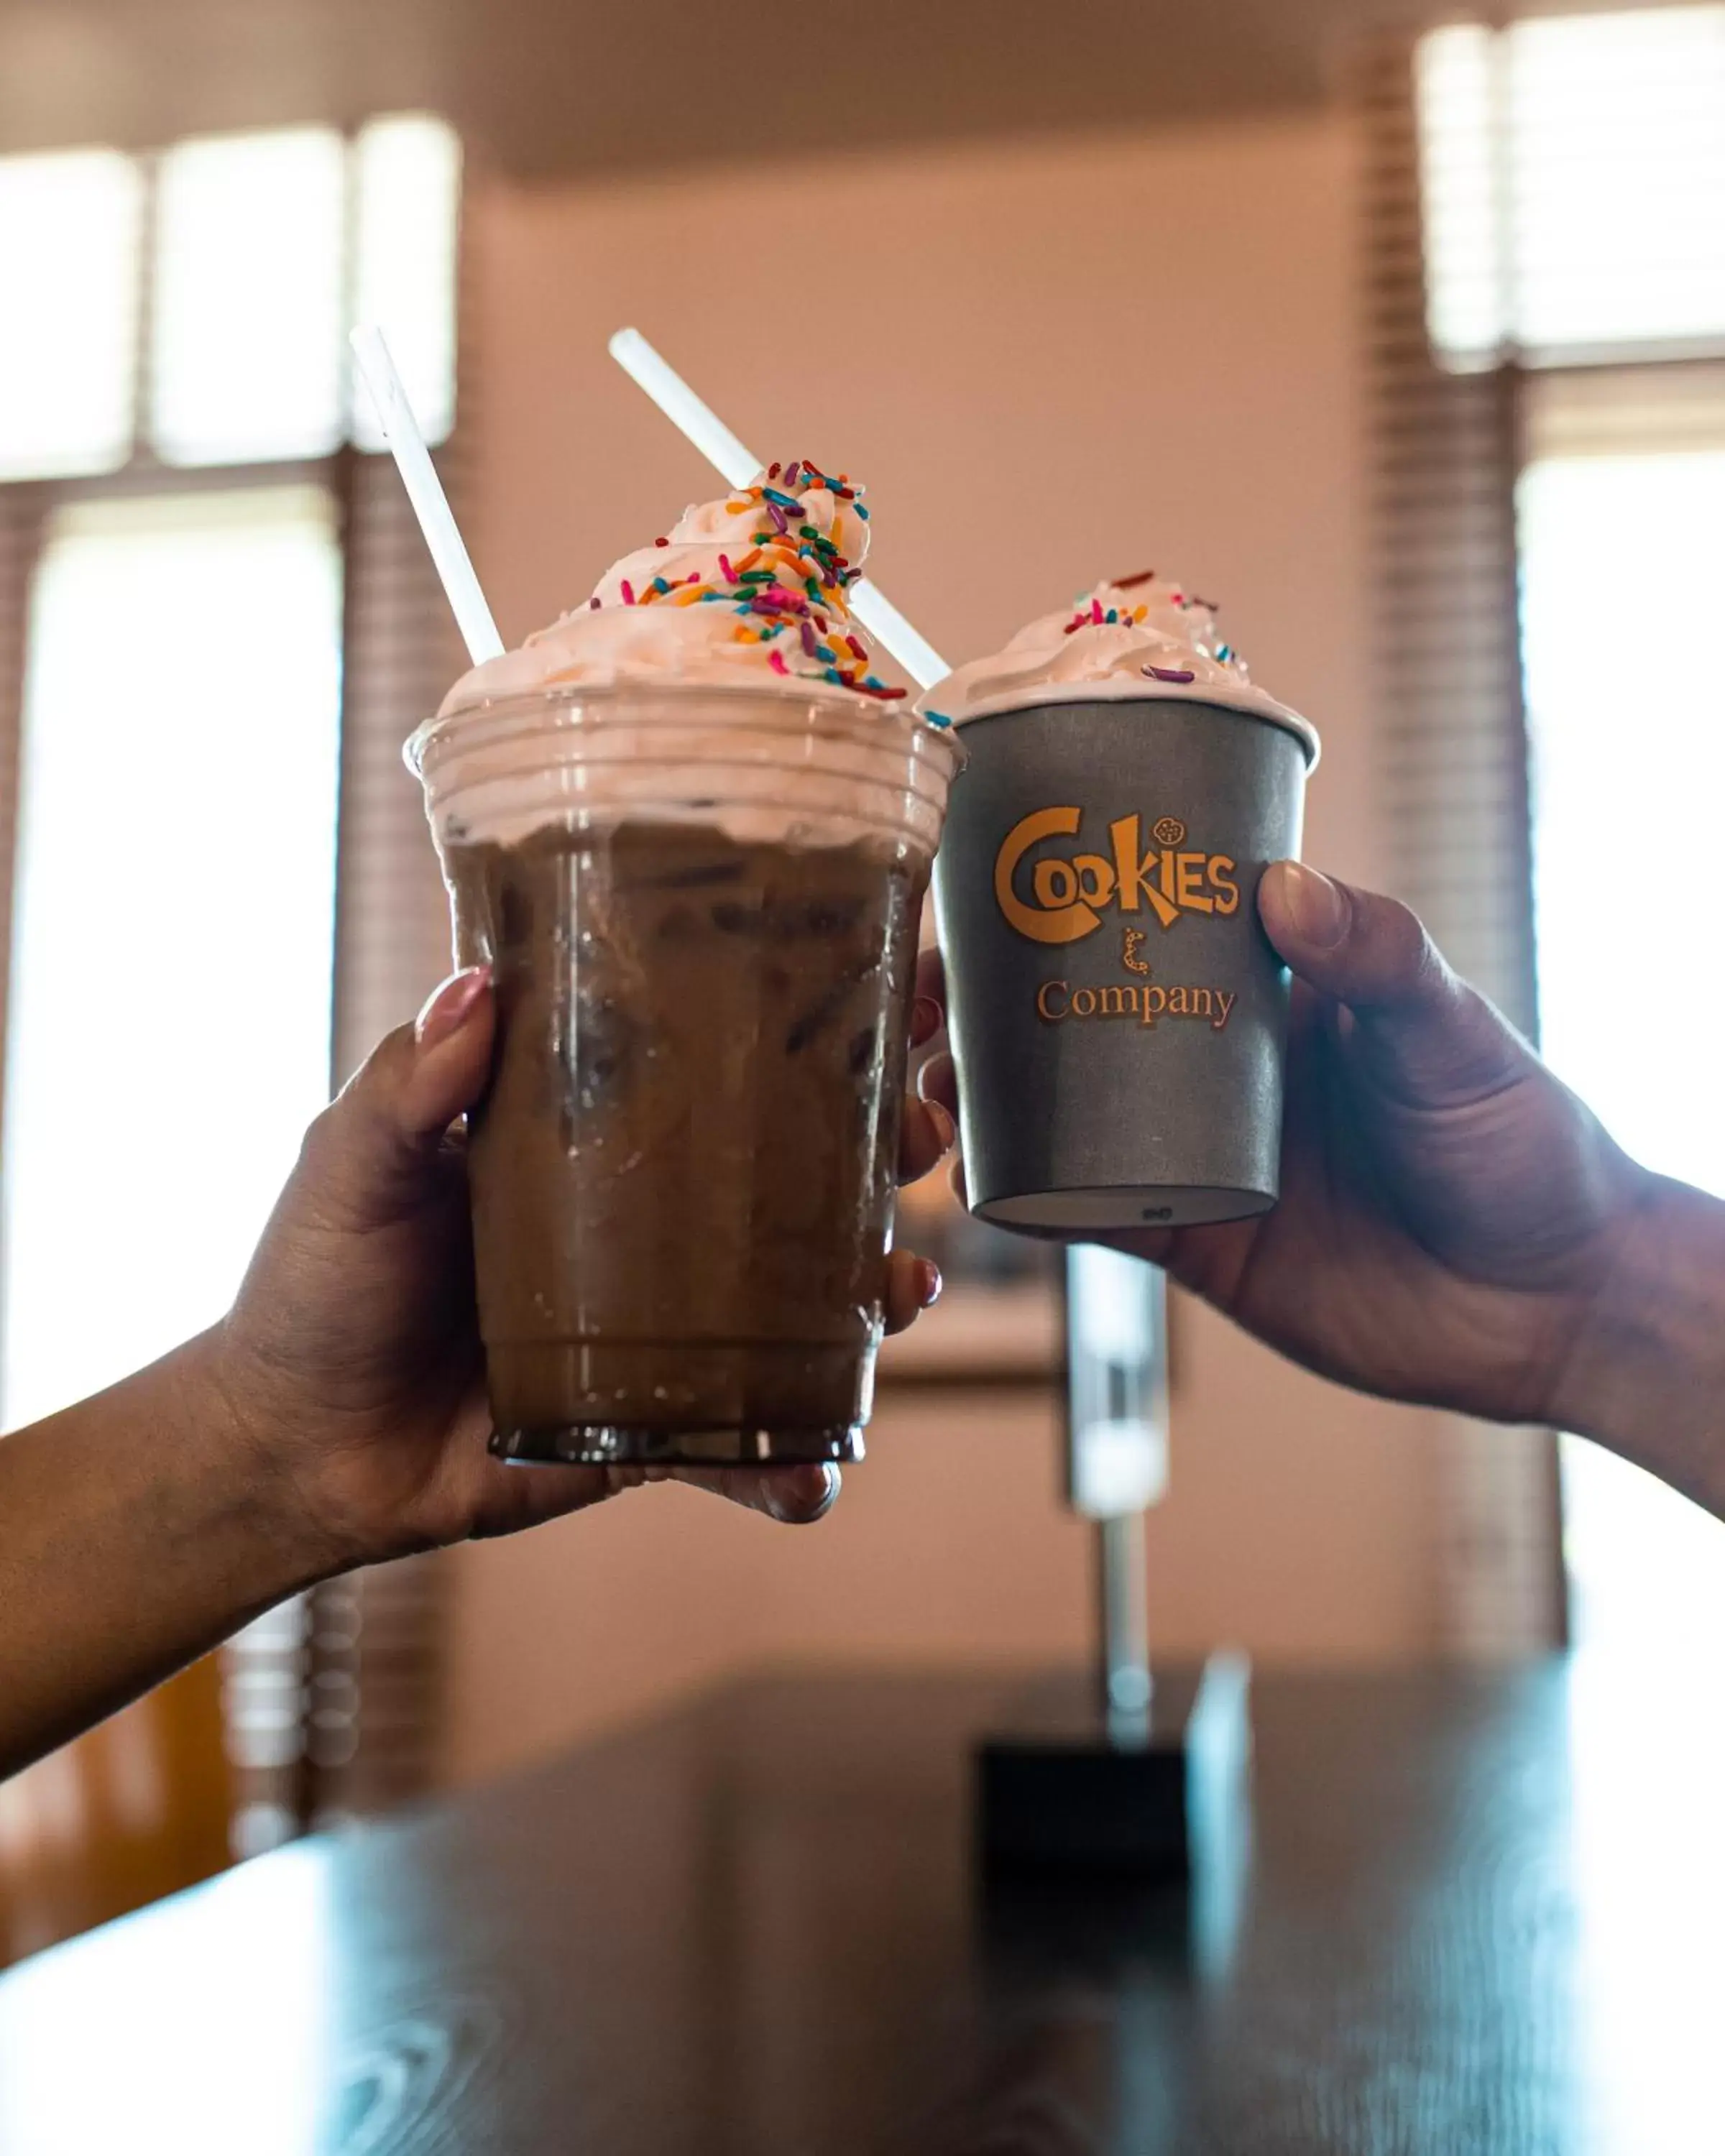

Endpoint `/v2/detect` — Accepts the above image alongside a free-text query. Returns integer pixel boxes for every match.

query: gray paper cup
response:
[932,696,1316,1233]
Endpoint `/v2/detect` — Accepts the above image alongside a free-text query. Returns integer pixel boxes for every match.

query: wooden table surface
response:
[1,1659,1720,2153]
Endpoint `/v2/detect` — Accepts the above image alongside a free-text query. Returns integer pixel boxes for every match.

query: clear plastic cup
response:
[408,683,962,1465]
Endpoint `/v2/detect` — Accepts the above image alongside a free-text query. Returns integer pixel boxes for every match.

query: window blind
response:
[221,448,470,1851]
[220,447,466,1842]
[312,441,469,1826]
[1523,354,1725,460]
[1418,7,1725,369]
[1359,36,1540,1036]
[1356,32,1563,1659]
[0,496,40,1097]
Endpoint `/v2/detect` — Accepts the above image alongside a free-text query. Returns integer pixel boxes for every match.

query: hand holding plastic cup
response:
[411,673,957,1466]
[357,328,962,1466]
[414,473,960,1467]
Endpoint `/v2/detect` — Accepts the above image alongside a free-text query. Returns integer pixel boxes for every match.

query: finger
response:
[672,1462,843,1525]
[1106,1225,1175,1267]
[463,1460,624,1539]
[1257,863,1534,1108]
[1097,1217,1259,1307]
[914,944,946,1013]
[402,969,498,1135]
[331,969,495,1160]
[468,1453,847,1538]
[897,1095,956,1185]
[884,1247,942,1334]
[293,972,496,1230]
[909,993,944,1051]
[918,1049,958,1122]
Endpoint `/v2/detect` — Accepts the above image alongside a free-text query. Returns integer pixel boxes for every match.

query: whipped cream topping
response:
[440,461,913,720]
[919,572,1317,763]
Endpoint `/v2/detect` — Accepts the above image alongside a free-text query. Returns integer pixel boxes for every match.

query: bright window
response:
[1419,8,1725,367]
[1524,448,1725,1189]
[351,115,462,452]
[0,115,460,481]
[151,129,349,466]
[0,152,143,481]
[0,489,343,1427]
[1520,372,1725,1649]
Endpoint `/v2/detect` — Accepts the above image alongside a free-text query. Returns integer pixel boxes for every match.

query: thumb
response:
[399,968,497,1136]
[1259,862,1535,1107]
[298,969,496,1225]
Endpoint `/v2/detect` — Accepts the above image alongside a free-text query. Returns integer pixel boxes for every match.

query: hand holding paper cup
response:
[924,574,1319,1233]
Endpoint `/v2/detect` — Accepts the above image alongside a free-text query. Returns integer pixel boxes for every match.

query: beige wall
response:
[438,109,1447,1790]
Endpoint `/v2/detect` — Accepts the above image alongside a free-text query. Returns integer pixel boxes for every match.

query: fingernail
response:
[925,1101,957,1153]
[919,1258,944,1308]
[1278,862,1347,950]
[916,1050,954,1106]
[415,967,490,1049]
[765,1463,840,1524]
[910,995,943,1048]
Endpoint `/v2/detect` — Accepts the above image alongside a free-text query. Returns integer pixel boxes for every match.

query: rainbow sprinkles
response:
[588,460,919,711]
[434,456,960,726]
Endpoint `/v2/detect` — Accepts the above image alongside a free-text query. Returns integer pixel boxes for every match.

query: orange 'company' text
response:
[1036,978,1237,1031]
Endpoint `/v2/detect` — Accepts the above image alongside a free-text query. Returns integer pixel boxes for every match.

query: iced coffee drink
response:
[410,465,961,1465]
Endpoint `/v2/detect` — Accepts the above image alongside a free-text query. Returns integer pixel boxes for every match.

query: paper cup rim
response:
[941,691,1320,770]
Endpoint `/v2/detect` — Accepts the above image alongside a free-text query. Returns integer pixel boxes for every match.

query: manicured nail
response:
[910,995,944,1048]
[1277,862,1347,950]
[916,1049,953,1105]
[415,967,490,1050]
[765,1463,841,1524]
[919,1258,944,1308]
[924,1101,957,1154]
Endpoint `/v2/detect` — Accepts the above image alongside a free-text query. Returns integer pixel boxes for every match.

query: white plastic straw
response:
[609,328,762,492]
[845,584,949,700]
[607,326,949,693]
[350,326,505,665]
